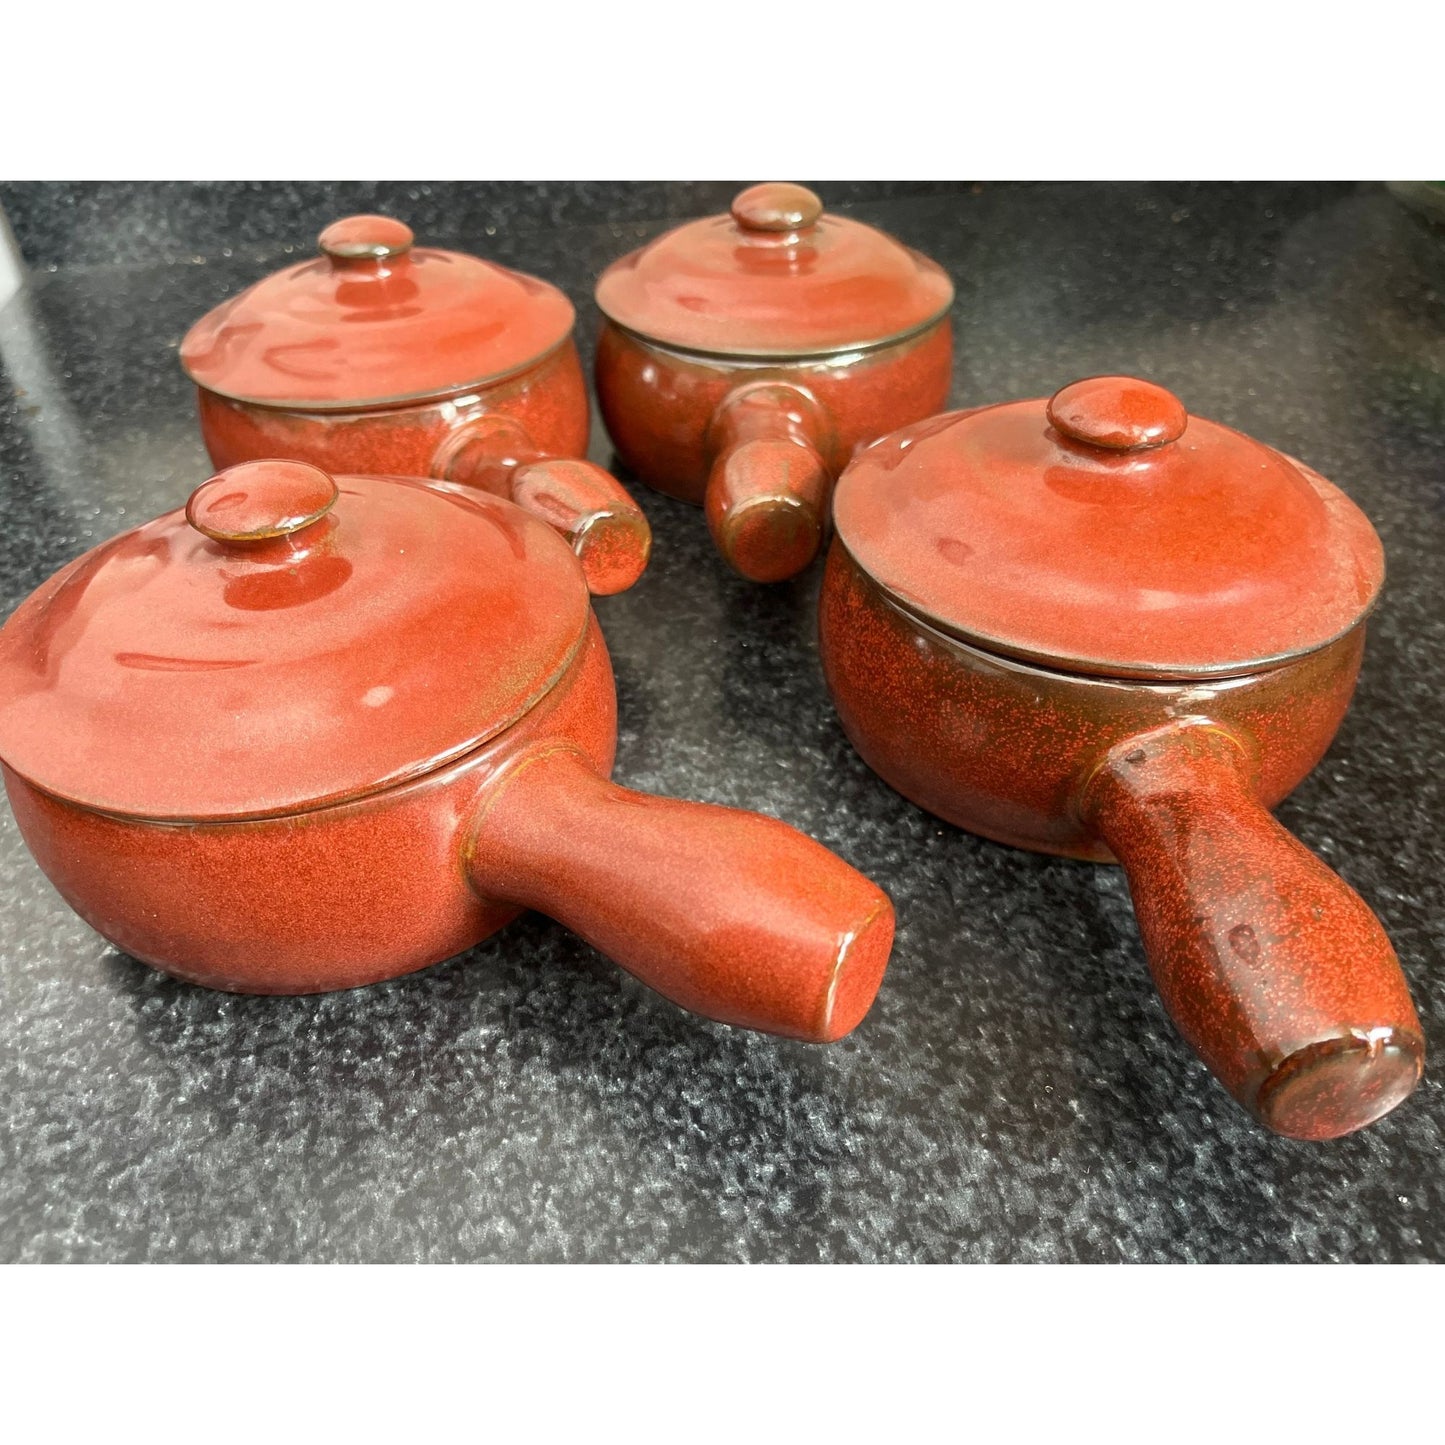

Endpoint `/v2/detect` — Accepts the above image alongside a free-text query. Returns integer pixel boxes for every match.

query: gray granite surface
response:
[0,181,1441,1263]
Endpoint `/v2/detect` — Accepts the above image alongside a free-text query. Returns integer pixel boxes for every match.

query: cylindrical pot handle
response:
[704,382,833,583]
[434,415,651,596]
[466,745,894,1041]
[1084,723,1424,1140]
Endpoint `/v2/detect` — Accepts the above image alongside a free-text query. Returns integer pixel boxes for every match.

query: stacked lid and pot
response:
[180,215,579,411]
[595,182,956,361]
[0,461,589,821]
[832,375,1384,679]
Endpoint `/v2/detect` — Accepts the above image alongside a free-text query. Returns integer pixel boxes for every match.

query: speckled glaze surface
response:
[188,217,650,596]
[821,438,1422,1138]
[0,464,894,1039]
[594,182,954,359]
[819,546,1366,862]
[594,317,952,580]
[180,213,577,410]
[832,385,1383,678]
[4,607,893,1040]
[0,466,591,819]
[197,337,591,474]
[2,618,615,993]
[593,185,954,581]
[3,182,1444,1263]
[1085,726,1422,1141]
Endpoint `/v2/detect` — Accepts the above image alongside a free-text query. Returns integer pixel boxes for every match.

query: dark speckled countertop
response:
[0,181,1442,1263]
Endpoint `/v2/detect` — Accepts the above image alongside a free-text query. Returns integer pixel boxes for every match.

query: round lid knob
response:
[730,183,823,234]
[1047,376,1188,451]
[318,214,415,263]
[185,461,339,546]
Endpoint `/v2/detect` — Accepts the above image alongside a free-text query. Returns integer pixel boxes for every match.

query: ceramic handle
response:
[1084,723,1424,1140]
[434,416,651,596]
[704,382,833,583]
[466,746,895,1041]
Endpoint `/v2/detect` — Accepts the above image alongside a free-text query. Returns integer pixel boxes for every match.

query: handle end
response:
[815,895,896,1042]
[509,458,652,596]
[705,439,829,583]
[710,483,824,584]
[1087,722,1425,1140]
[1258,1028,1425,1141]
[436,420,651,596]
[569,500,653,597]
[468,748,895,1041]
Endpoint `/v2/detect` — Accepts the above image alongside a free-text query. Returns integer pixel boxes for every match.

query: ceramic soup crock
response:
[0,461,895,1042]
[181,215,650,596]
[594,183,954,583]
[819,375,1424,1137]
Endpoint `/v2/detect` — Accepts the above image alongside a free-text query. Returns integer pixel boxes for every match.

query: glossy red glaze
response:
[181,214,575,409]
[595,184,953,358]
[0,470,588,820]
[317,214,416,263]
[821,546,1364,862]
[1086,727,1423,1141]
[1046,375,1187,450]
[187,219,650,597]
[0,473,894,1040]
[833,386,1384,678]
[593,184,954,583]
[471,744,894,1040]
[703,384,833,583]
[594,318,952,581]
[730,183,824,233]
[195,339,649,597]
[820,397,1423,1135]
[2,620,617,993]
[198,335,591,473]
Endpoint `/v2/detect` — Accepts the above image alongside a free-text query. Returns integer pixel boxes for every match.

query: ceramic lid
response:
[593,183,955,359]
[0,462,590,820]
[179,215,576,410]
[832,376,1385,679]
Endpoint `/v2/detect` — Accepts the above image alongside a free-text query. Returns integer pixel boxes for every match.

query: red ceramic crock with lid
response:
[819,374,1424,1136]
[594,183,954,582]
[181,214,651,596]
[0,460,894,1042]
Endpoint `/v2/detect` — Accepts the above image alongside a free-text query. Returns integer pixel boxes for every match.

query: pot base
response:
[111,905,527,996]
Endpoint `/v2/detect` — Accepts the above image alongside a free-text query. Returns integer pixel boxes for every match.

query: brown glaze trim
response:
[6,619,594,830]
[595,308,955,367]
[819,540,1366,861]
[434,414,651,596]
[596,320,953,508]
[867,572,1319,698]
[703,381,835,581]
[183,332,579,415]
[846,534,1383,683]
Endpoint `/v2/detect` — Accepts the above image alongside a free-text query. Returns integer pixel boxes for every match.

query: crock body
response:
[821,541,1423,1138]
[819,542,1361,861]
[594,319,953,503]
[3,619,617,995]
[0,458,892,1040]
[196,338,592,477]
